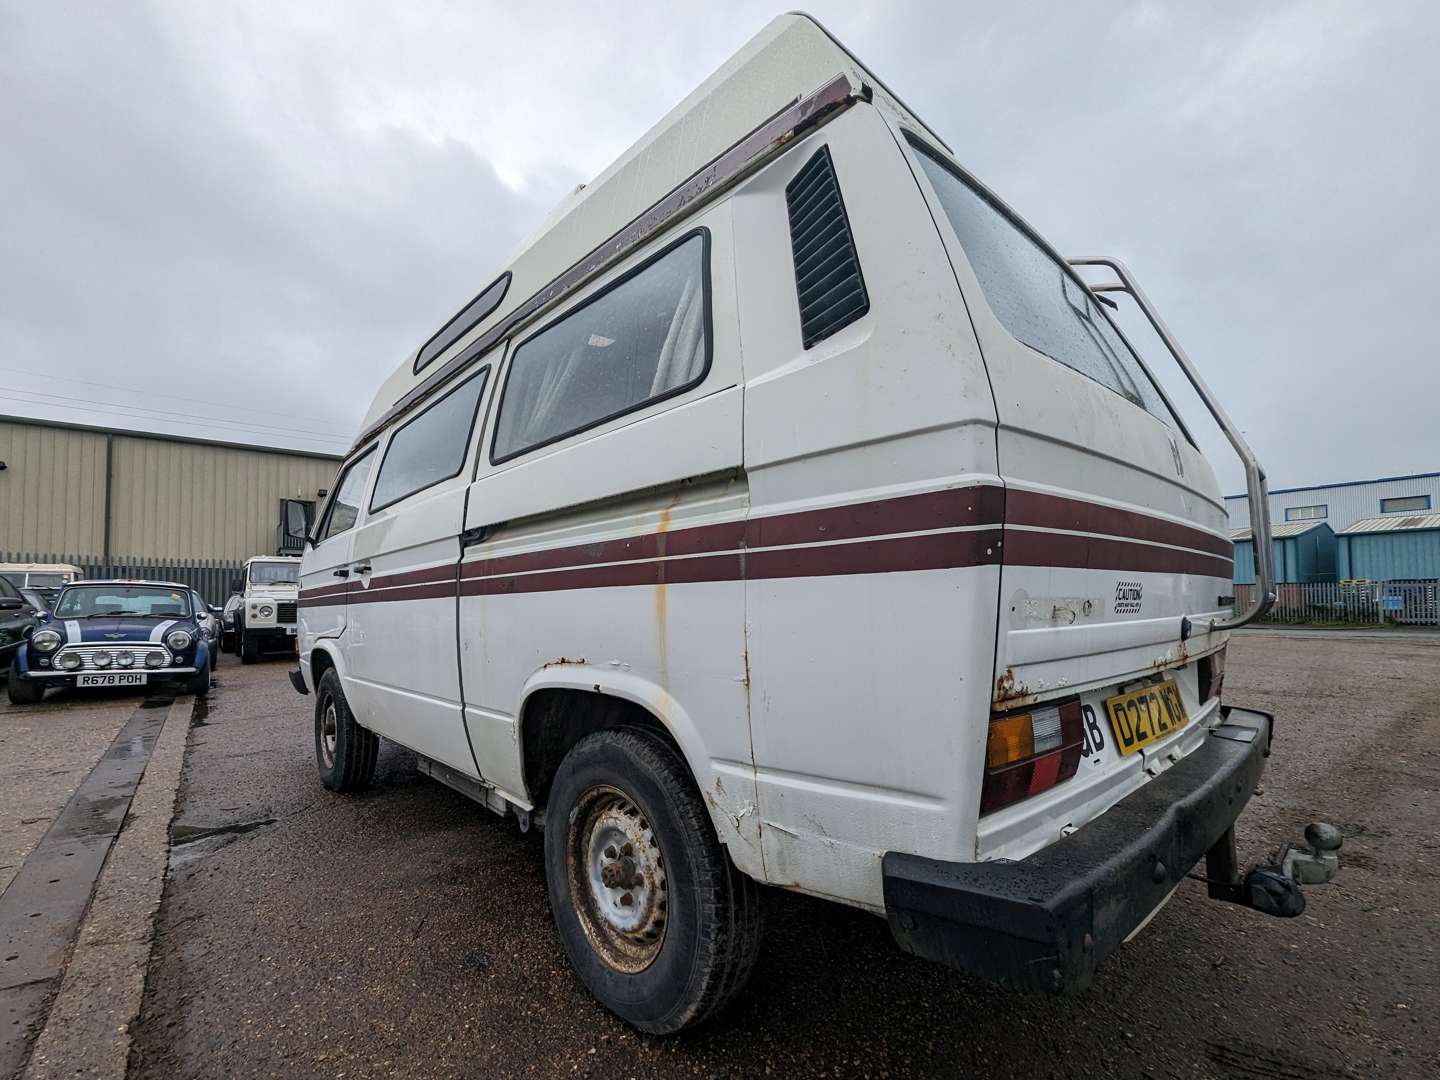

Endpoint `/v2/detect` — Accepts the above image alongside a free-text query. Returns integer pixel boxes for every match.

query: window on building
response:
[906,135,1178,431]
[370,367,490,511]
[492,231,711,463]
[1380,495,1432,514]
[1284,504,1328,521]
[318,447,377,542]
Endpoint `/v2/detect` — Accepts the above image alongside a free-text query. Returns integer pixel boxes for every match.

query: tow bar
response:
[1204,821,1343,918]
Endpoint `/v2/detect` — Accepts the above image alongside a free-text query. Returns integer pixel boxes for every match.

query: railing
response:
[2,551,244,607]
[1070,256,1276,631]
[1234,581,1440,627]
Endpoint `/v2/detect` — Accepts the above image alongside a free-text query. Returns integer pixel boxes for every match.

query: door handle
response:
[332,569,349,578]
[353,564,372,574]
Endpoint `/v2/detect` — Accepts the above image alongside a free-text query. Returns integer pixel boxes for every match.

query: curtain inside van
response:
[495,234,709,460]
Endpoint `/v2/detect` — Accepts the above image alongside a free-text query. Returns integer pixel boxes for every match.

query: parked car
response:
[220,594,243,653]
[192,590,223,667]
[232,556,300,663]
[0,562,82,610]
[0,575,40,670]
[19,588,53,615]
[7,580,212,705]
[292,14,1336,1033]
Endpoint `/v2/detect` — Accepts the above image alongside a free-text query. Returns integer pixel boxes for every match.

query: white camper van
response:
[294,14,1337,1033]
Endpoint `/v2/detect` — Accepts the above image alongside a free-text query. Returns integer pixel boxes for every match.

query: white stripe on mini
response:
[150,619,177,642]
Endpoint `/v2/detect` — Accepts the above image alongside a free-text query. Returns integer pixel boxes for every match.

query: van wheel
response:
[544,727,763,1034]
[7,659,44,705]
[240,625,258,664]
[314,668,376,792]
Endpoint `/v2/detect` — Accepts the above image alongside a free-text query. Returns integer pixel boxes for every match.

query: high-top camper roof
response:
[354,13,946,450]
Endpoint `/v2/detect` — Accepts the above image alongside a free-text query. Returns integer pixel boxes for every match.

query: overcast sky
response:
[3,1,1436,491]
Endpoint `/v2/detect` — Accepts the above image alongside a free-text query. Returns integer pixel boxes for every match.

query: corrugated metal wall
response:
[1231,530,1338,584]
[0,420,108,555]
[107,437,336,561]
[1,418,340,564]
[1337,530,1440,581]
[1226,474,1440,534]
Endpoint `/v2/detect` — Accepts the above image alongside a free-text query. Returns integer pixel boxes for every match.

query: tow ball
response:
[1203,822,1342,918]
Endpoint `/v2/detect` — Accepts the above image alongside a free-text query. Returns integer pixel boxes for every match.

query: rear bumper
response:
[882,706,1272,993]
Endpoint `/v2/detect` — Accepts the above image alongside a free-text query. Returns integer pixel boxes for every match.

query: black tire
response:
[314,668,377,792]
[544,727,763,1034]
[6,657,44,705]
[221,628,236,654]
[184,655,211,697]
[239,624,258,664]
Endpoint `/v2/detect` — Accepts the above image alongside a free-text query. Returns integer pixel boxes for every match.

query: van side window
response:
[907,136,1178,429]
[370,367,490,511]
[414,273,511,375]
[318,448,376,541]
[491,230,710,463]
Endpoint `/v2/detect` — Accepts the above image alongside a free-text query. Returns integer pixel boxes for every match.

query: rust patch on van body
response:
[543,657,587,669]
[994,668,1031,707]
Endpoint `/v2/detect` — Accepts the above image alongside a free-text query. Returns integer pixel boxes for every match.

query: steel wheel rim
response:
[565,784,667,973]
[319,701,338,769]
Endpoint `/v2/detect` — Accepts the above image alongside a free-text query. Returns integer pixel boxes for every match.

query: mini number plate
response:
[75,672,148,687]
[1103,679,1189,757]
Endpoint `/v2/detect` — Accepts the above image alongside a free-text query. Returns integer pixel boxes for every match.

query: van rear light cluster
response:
[1199,646,1228,702]
[980,700,1085,815]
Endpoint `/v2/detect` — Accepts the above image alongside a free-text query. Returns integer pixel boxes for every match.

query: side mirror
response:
[209,605,223,615]
[230,576,243,592]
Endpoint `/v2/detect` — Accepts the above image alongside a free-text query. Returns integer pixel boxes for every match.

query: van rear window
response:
[908,137,1177,429]
[491,231,710,463]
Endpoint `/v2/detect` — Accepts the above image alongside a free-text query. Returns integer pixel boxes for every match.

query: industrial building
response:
[1230,521,1337,585]
[1,414,341,601]
[1224,471,1439,535]
[1336,514,1440,582]
[1225,470,1439,584]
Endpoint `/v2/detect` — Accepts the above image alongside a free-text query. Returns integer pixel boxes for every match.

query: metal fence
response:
[2,552,244,607]
[1234,580,1440,627]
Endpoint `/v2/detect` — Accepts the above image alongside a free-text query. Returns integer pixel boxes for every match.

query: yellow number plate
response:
[1103,680,1190,757]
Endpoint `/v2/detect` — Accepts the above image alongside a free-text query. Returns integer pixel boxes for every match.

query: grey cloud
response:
[2,0,1436,490]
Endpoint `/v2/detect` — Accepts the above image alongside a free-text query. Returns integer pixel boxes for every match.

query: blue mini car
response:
[6,579,212,705]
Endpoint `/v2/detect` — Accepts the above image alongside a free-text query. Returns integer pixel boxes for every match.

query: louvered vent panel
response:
[785,146,870,349]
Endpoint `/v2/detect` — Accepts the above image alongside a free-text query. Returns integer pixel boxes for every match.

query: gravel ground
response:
[129,635,1439,1079]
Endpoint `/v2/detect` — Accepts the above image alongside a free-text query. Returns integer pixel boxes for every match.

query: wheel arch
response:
[514,667,763,880]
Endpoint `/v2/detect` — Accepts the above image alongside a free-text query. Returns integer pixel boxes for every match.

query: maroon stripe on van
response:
[1002,530,1233,579]
[744,529,1003,581]
[298,581,352,601]
[347,581,458,605]
[1005,490,1233,559]
[462,485,1005,580]
[460,529,1003,597]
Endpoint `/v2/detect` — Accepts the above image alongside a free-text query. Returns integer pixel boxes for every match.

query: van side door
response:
[299,446,377,645]
[456,219,755,851]
[344,362,493,776]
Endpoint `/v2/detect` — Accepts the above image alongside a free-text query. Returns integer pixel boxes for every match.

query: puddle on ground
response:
[168,818,277,870]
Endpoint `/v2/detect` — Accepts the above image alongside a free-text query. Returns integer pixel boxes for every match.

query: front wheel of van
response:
[314,668,377,792]
[544,727,763,1034]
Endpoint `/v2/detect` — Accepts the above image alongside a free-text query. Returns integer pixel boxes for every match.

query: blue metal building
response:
[1336,514,1440,581]
[1224,470,1439,535]
[1231,521,1337,585]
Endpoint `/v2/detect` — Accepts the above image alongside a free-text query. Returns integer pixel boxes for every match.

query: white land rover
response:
[293,14,1340,1034]
[233,556,299,663]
